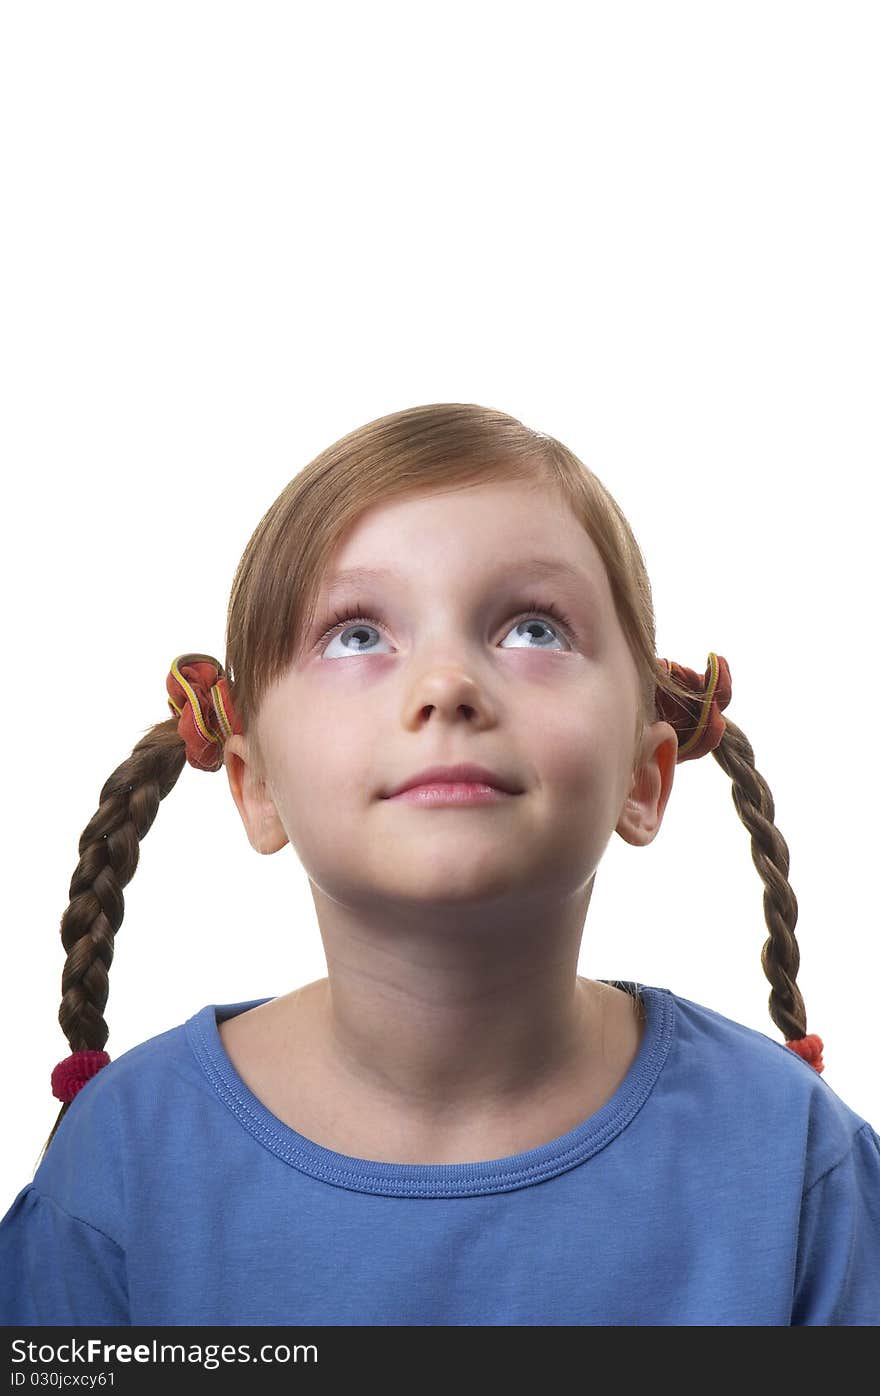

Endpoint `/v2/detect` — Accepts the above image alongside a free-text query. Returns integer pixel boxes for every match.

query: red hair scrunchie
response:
[51,1049,112,1103]
[166,652,243,772]
[784,1033,825,1074]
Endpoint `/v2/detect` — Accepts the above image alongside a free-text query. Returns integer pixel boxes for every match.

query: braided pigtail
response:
[36,723,188,1166]
[36,654,240,1169]
[710,717,822,1067]
[656,653,824,1074]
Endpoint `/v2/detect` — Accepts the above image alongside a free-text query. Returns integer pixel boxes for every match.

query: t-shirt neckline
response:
[186,979,674,1198]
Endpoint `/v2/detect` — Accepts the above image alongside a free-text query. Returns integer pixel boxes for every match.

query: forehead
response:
[323,556,600,602]
[318,481,609,602]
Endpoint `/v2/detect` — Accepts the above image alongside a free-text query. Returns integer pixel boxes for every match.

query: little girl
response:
[2,403,878,1326]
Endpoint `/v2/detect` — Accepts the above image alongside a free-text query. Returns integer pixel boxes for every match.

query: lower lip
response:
[387,782,516,805]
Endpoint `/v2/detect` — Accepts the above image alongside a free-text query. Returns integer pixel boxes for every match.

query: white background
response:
[1,1,877,1199]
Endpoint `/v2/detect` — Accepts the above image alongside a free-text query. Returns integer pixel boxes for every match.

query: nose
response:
[402,665,496,730]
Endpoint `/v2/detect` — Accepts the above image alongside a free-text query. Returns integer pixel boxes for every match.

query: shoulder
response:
[57,1011,197,1124]
[661,987,872,1191]
[31,1010,205,1238]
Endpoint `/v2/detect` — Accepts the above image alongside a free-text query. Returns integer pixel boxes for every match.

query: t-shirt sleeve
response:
[0,1184,129,1325]
[791,1121,880,1325]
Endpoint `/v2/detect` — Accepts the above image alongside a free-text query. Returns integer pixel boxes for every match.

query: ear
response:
[223,734,289,855]
[616,721,678,847]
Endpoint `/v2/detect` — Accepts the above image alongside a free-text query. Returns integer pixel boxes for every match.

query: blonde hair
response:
[39,402,809,1164]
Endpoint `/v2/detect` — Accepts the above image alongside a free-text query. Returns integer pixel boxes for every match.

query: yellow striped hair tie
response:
[655,652,731,762]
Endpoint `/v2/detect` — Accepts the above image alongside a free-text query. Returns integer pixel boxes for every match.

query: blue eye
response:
[316,597,575,657]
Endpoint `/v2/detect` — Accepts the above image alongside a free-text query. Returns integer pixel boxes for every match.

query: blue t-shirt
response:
[2,981,878,1326]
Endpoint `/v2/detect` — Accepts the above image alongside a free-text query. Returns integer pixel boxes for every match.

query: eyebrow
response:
[323,557,599,598]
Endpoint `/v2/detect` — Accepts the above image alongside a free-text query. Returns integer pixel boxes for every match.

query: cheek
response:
[271,753,367,885]
[532,690,627,801]
[264,695,379,828]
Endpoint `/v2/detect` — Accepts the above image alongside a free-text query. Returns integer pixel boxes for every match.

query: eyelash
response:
[315,596,577,651]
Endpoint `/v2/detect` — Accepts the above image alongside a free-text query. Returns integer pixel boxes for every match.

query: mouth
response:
[384,781,518,807]
[382,763,522,799]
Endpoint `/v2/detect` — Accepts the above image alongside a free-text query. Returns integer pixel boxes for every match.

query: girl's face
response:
[225,478,676,926]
